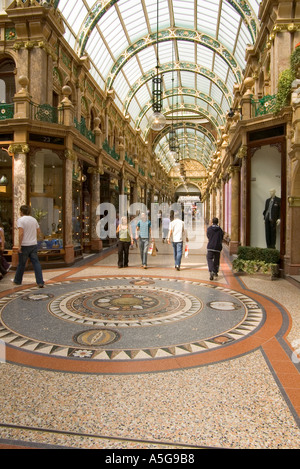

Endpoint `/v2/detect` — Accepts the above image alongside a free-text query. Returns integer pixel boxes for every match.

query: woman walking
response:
[116,216,133,268]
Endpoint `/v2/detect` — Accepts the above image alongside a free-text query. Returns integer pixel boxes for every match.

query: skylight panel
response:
[98,5,118,30]
[63,27,76,50]
[59,0,85,21]
[177,41,195,63]
[181,70,196,88]
[135,85,152,106]
[173,0,194,28]
[197,0,218,36]
[69,5,87,34]
[196,45,213,69]
[127,98,142,122]
[122,57,142,85]
[114,94,123,111]
[210,83,223,104]
[98,11,128,58]
[196,75,211,95]
[137,47,157,73]
[118,0,147,42]
[185,95,197,105]
[89,63,105,90]
[158,1,171,30]
[163,71,174,91]
[225,71,236,98]
[213,55,230,82]
[157,41,172,65]
[114,74,131,101]
[92,45,114,79]
[208,105,218,120]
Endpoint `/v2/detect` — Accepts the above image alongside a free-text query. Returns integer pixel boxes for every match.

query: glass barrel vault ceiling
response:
[56,0,261,173]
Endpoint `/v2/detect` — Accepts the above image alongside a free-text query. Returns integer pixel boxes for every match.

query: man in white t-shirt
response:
[167,211,188,270]
[13,205,44,287]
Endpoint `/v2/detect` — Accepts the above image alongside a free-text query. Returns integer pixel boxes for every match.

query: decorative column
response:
[64,150,75,265]
[286,85,300,273]
[8,143,29,267]
[237,145,248,247]
[88,164,103,252]
[229,165,240,255]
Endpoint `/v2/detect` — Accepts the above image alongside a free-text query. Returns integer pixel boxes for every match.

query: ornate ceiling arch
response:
[57,0,258,58]
[124,62,232,121]
[106,28,243,90]
[55,0,261,172]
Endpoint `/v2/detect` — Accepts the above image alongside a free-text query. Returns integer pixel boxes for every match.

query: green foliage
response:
[273,47,300,114]
[290,46,300,74]
[233,246,280,278]
[274,68,295,114]
[237,246,280,263]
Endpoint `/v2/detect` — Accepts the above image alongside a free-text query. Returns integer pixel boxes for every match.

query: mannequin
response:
[263,189,281,249]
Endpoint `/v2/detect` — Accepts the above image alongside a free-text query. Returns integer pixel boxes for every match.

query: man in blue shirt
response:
[136,212,152,268]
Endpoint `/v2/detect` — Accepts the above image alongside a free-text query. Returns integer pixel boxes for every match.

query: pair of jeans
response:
[14,245,44,285]
[172,241,183,267]
[139,238,149,266]
[118,240,131,267]
[207,250,221,274]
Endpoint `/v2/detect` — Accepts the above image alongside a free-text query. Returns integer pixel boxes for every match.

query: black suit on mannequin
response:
[263,196,281,249]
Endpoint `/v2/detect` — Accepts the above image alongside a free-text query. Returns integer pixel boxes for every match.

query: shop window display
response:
[0,148,12,248]
[72,181,82,251]
[29,150,63,251]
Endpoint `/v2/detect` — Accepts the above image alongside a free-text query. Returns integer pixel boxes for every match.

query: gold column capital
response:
[8,143,30,154]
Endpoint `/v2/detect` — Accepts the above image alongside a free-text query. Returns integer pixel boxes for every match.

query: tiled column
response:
[64,150,75,265]
[10,144,29,267]
[89,166,103,252]
[229,165,240,254]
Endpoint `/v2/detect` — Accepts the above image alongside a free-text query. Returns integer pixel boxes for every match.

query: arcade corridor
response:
[0,234,299,449]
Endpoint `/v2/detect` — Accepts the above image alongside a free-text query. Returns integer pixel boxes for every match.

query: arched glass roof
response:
[55,0,261,172]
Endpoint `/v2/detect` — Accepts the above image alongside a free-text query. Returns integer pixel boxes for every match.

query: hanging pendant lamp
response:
[149,0,166,131]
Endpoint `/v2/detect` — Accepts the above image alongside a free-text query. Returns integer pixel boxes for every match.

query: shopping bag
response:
[152,241,157,256]
[147,242,154,255]
[185,244,189,258]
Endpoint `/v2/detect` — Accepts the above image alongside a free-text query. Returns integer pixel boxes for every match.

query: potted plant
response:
[232,246,280,280]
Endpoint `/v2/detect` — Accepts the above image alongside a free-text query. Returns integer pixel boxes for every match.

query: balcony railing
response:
[102,139,120,161]
[251,94,277,117]
[0,102,96,144]
[30,102,60,123]
[74,117,95,144]
[0,103,14,120]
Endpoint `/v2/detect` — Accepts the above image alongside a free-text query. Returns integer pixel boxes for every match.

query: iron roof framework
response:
[55,0,260,173]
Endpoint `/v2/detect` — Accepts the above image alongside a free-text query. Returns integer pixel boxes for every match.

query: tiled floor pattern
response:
[0,240,299,449]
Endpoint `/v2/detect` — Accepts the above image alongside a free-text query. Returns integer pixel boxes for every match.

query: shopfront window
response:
[0,59,16,104]
[0,148,12,248]
[72,181,82,250]
[29,150,63,250]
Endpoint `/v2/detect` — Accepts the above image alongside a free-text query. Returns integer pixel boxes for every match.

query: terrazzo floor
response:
[0,238,299,450]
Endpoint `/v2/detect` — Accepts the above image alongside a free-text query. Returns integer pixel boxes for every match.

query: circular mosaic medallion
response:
[48,285,203,326]
[74,328,120,347]
[0,278,265,366]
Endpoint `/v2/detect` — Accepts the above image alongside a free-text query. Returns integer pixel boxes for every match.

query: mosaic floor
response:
[0,277,263,365]
[0,240,299,449]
